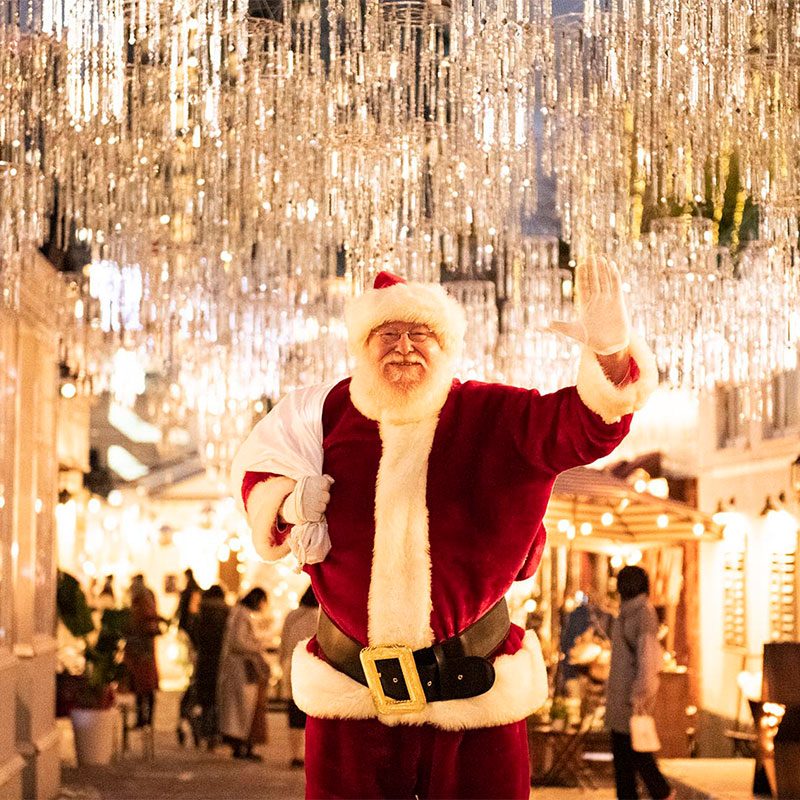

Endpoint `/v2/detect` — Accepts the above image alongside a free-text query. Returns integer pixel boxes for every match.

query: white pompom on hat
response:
[345,271,467,359]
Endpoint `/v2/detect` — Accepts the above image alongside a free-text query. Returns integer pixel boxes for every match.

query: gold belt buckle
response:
[359,644,427,715]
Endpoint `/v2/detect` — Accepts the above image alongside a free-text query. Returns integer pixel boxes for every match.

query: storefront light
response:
[763,507,798,555]
[647,478,669,498]
[625,549,643,566]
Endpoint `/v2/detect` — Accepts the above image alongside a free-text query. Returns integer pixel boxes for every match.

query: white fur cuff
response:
[246,477,297,562]
[576,331,658,424]
[291,630,548,730]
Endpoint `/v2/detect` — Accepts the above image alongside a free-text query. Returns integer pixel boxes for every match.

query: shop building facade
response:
[0,255,62,799]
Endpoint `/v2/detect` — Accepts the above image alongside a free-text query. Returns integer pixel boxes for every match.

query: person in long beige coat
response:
[217,588,270,760]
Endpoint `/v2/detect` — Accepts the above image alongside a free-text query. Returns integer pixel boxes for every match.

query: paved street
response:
[56,693,755,800]
[58,703,305,800]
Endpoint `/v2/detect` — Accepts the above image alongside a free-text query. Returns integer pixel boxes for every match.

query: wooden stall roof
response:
[544,466,721,551]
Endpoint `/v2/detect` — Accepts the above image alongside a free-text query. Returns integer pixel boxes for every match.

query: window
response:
[723,546,747,650]
[762,368,800,439]
[716,383,748,449]
[768,551,796,641]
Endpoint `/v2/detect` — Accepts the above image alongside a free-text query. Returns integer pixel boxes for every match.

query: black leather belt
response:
[316,599,510,713]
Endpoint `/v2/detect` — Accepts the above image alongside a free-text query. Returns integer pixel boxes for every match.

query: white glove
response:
[549,257,630,355]
[281,475,334,525]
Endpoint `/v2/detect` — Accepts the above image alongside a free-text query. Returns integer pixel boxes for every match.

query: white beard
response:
[349,353,455,424]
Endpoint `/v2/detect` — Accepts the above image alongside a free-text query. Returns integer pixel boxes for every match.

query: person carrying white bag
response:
[605,565,675,800]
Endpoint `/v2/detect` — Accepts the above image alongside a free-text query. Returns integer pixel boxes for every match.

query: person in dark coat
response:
[191,584,230,748]
[279,585,319,767]
[175,570,203,746]
[175,568,201,634]
[124,574,162,727]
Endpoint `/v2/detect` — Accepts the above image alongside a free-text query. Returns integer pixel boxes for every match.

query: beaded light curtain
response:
[2,0,800,472]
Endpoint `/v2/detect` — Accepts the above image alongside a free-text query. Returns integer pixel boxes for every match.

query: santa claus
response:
[231,260,657,799]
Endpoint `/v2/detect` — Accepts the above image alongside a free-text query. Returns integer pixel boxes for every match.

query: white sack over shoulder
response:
[230,381,337,566]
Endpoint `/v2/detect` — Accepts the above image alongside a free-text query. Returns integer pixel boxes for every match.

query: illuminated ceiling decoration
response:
[4,0,800,473]
[551,0,800,394]
[0,7,63,306]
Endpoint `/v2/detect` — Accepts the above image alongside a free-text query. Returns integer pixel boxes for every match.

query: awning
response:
[544,466,721,552]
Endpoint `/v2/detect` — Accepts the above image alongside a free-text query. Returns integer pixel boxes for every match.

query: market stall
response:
[525,465,721,778]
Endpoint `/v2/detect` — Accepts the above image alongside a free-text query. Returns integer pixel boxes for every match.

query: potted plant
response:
[57,570,128,765]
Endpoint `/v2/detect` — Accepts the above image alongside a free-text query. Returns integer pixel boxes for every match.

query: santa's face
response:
[366,320,443,392]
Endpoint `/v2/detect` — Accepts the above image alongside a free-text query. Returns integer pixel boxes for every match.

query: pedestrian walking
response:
[124,574,161,728]
[176,571,203,747]
[192,584,230,749]
[218,587,271,760]
[279,585,319,768]
[606,565,674,800]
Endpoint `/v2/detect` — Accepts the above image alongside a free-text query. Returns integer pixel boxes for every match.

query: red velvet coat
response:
[238,335,657,730]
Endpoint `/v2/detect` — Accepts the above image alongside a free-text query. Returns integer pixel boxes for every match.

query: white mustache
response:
[385,359,424,365]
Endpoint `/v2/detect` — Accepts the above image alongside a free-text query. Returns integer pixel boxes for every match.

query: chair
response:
[532,709,599,788]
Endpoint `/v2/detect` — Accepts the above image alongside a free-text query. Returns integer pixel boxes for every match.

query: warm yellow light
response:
[557,519,570,532]
[580,522,592,535]
[108,490,123,507]
[60,382,77,399]
[657,514,669,528]
[601,512,613,526]
[634,480,647,493]
[523,598,537,613]
[625,549,642,565]
[647,478,669,498]
[693,522,704,537]
[610,555,623,568]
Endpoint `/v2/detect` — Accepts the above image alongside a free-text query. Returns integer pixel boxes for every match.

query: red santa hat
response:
[345,271,467,359]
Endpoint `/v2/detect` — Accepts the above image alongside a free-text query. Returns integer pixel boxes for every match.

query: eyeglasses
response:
[372,329,435,345]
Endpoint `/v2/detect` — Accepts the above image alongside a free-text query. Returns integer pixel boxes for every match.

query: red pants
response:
[305,716,530,799]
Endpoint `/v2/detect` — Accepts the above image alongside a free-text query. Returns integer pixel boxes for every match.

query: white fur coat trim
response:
[345,280,467,360]
[368,417,438,648]
[245,477,296,562]
[291,629,548,730]
[576,331,658,424]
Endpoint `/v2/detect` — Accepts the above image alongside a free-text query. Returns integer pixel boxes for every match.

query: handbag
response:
[630,714,661,752]
[243,655,270,684]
